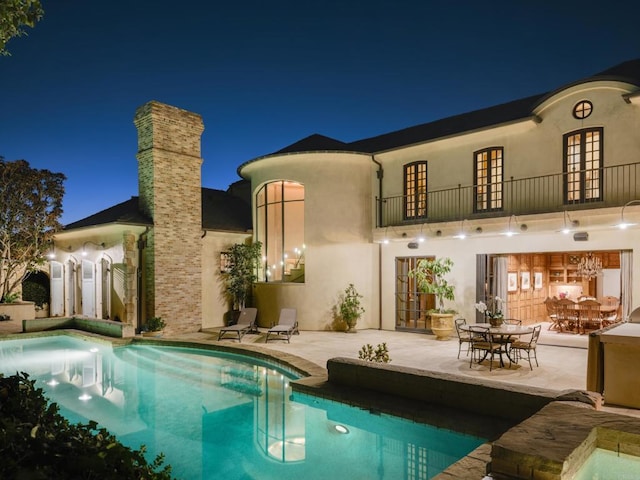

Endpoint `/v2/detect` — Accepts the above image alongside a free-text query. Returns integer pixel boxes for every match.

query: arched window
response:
[256,181,305,282]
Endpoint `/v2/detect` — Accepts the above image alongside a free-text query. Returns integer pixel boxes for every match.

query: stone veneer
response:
[133,101,204,334]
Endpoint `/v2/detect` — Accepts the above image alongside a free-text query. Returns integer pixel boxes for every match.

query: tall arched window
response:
[256,181,305,282]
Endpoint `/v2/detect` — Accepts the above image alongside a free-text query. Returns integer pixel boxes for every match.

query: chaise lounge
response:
[218,308,258,342]
[265,308,298,343]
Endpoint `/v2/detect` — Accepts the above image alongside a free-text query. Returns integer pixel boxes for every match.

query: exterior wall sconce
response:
[618,200,640,229]
[47,242,56,259]
[504,215,522,236]
[453,219,468,239]
[561,211,580,234]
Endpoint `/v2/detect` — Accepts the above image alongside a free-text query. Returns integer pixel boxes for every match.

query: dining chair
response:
[543,297,559,330]
[555,298,578,333]
[577,299,602,334]
[502,318,522,326]
[468,326,503,371]
[509,325,541,370]
[454,318,468,359]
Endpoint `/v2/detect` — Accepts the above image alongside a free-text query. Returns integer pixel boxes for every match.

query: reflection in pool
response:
[0,336,485,479]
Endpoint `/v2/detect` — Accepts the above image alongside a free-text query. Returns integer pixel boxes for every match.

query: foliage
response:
[358,343,391,363]
[0,0,44,55]
[22,278,49,307]
[0,158,65,303]
[222,241,262,310]
[0,372,173,479]
[1,291,20,303]
[339,283,365,328]
[408,257,456,313]
[475,296,504,319]
[143,316,166,332]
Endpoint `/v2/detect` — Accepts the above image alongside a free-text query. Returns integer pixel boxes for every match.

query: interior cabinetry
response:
[547,253,589,298]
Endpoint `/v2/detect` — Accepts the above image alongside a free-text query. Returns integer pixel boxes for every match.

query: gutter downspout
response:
[137,227,150,331]
[372,155,383,330]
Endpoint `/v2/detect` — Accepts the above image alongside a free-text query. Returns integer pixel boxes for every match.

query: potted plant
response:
[221,241,262,324]
[475,296,504,327]
[339,283,365,333]
[408,257,456,340]
[141,316,166,337]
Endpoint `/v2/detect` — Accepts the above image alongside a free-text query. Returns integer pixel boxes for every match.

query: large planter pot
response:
[430,313,454,340]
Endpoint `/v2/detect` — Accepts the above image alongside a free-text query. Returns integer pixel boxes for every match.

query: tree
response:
[408,257,456,313]
[0,0,44,55]
[0,158,65,302]
[221,241,262,310]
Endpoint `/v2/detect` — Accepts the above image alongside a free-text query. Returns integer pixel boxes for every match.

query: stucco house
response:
[51,58,640,334]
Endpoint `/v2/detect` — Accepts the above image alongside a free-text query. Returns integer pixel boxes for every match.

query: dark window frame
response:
[573,100,593,119]
[403,161,428,220]
[473,146,504,213]
[563,127,604,204]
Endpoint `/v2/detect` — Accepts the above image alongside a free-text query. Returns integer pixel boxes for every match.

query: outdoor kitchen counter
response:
[601,322,640,408]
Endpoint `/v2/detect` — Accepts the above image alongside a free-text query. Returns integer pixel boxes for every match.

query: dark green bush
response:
[0,372,173,479]
[22,280,49,307]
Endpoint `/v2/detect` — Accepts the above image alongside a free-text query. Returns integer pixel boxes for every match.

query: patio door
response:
[50,261,64,316]
[81,259,95,318]
[395,256,435,331]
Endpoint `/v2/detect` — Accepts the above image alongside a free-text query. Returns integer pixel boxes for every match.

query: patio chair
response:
[454,318,468,359]
[509,325,541,370]
[218,308,258,342]
[469,326,504,371]
[265,308,299,343]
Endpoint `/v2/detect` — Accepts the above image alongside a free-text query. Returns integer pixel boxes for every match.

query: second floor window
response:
[564,128,603,204]
[474,147,503,212]
[404,161,427,220]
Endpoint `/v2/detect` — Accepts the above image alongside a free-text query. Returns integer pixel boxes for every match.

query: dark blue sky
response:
[2,0,639,224]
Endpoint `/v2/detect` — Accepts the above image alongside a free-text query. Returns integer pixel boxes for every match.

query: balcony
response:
[376,162,640,228]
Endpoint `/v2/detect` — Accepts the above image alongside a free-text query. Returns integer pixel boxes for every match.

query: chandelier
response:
[576,252,602,280]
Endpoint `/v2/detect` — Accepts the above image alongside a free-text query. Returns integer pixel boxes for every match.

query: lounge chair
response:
[265,308,298,343]
[218,308,258,342]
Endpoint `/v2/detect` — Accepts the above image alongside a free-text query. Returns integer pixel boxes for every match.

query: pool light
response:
[334,424,349,434]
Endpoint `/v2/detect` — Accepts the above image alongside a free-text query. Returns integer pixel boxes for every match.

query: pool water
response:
[574,448,640,480]
[0,336,485,479]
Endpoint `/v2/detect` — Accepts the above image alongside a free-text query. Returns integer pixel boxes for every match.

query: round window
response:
[573,101,593,119]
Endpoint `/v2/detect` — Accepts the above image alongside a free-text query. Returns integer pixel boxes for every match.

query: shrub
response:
[0,372,173,479]
[358,343,391,363]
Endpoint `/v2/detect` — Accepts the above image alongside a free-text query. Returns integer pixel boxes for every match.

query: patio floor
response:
[2,317,637,417]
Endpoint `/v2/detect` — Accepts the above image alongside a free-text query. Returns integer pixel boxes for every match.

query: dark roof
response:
[64,197,152,230]
[348,94,544,153]
[201,187,251,231]
[273,134,349,154]
[266,58,640,157]
[591,58,640,83]
[64,189,252,233]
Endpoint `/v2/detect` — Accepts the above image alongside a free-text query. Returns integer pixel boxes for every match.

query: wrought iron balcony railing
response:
[376,162,640,228]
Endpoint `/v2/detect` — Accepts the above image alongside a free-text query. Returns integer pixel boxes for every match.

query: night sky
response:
[1,0,639,224]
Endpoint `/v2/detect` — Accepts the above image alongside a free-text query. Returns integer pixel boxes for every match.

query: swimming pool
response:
[0,335,485,479]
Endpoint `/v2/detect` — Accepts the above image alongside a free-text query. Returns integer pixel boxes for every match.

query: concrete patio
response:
[1,317,637,418]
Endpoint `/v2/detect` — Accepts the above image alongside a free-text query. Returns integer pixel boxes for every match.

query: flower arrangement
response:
[475,296,504,322]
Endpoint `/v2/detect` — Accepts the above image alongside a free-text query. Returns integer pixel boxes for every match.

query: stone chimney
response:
[134,101,204,334]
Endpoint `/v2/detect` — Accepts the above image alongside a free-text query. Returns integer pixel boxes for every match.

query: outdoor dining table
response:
[460,322,533,367]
